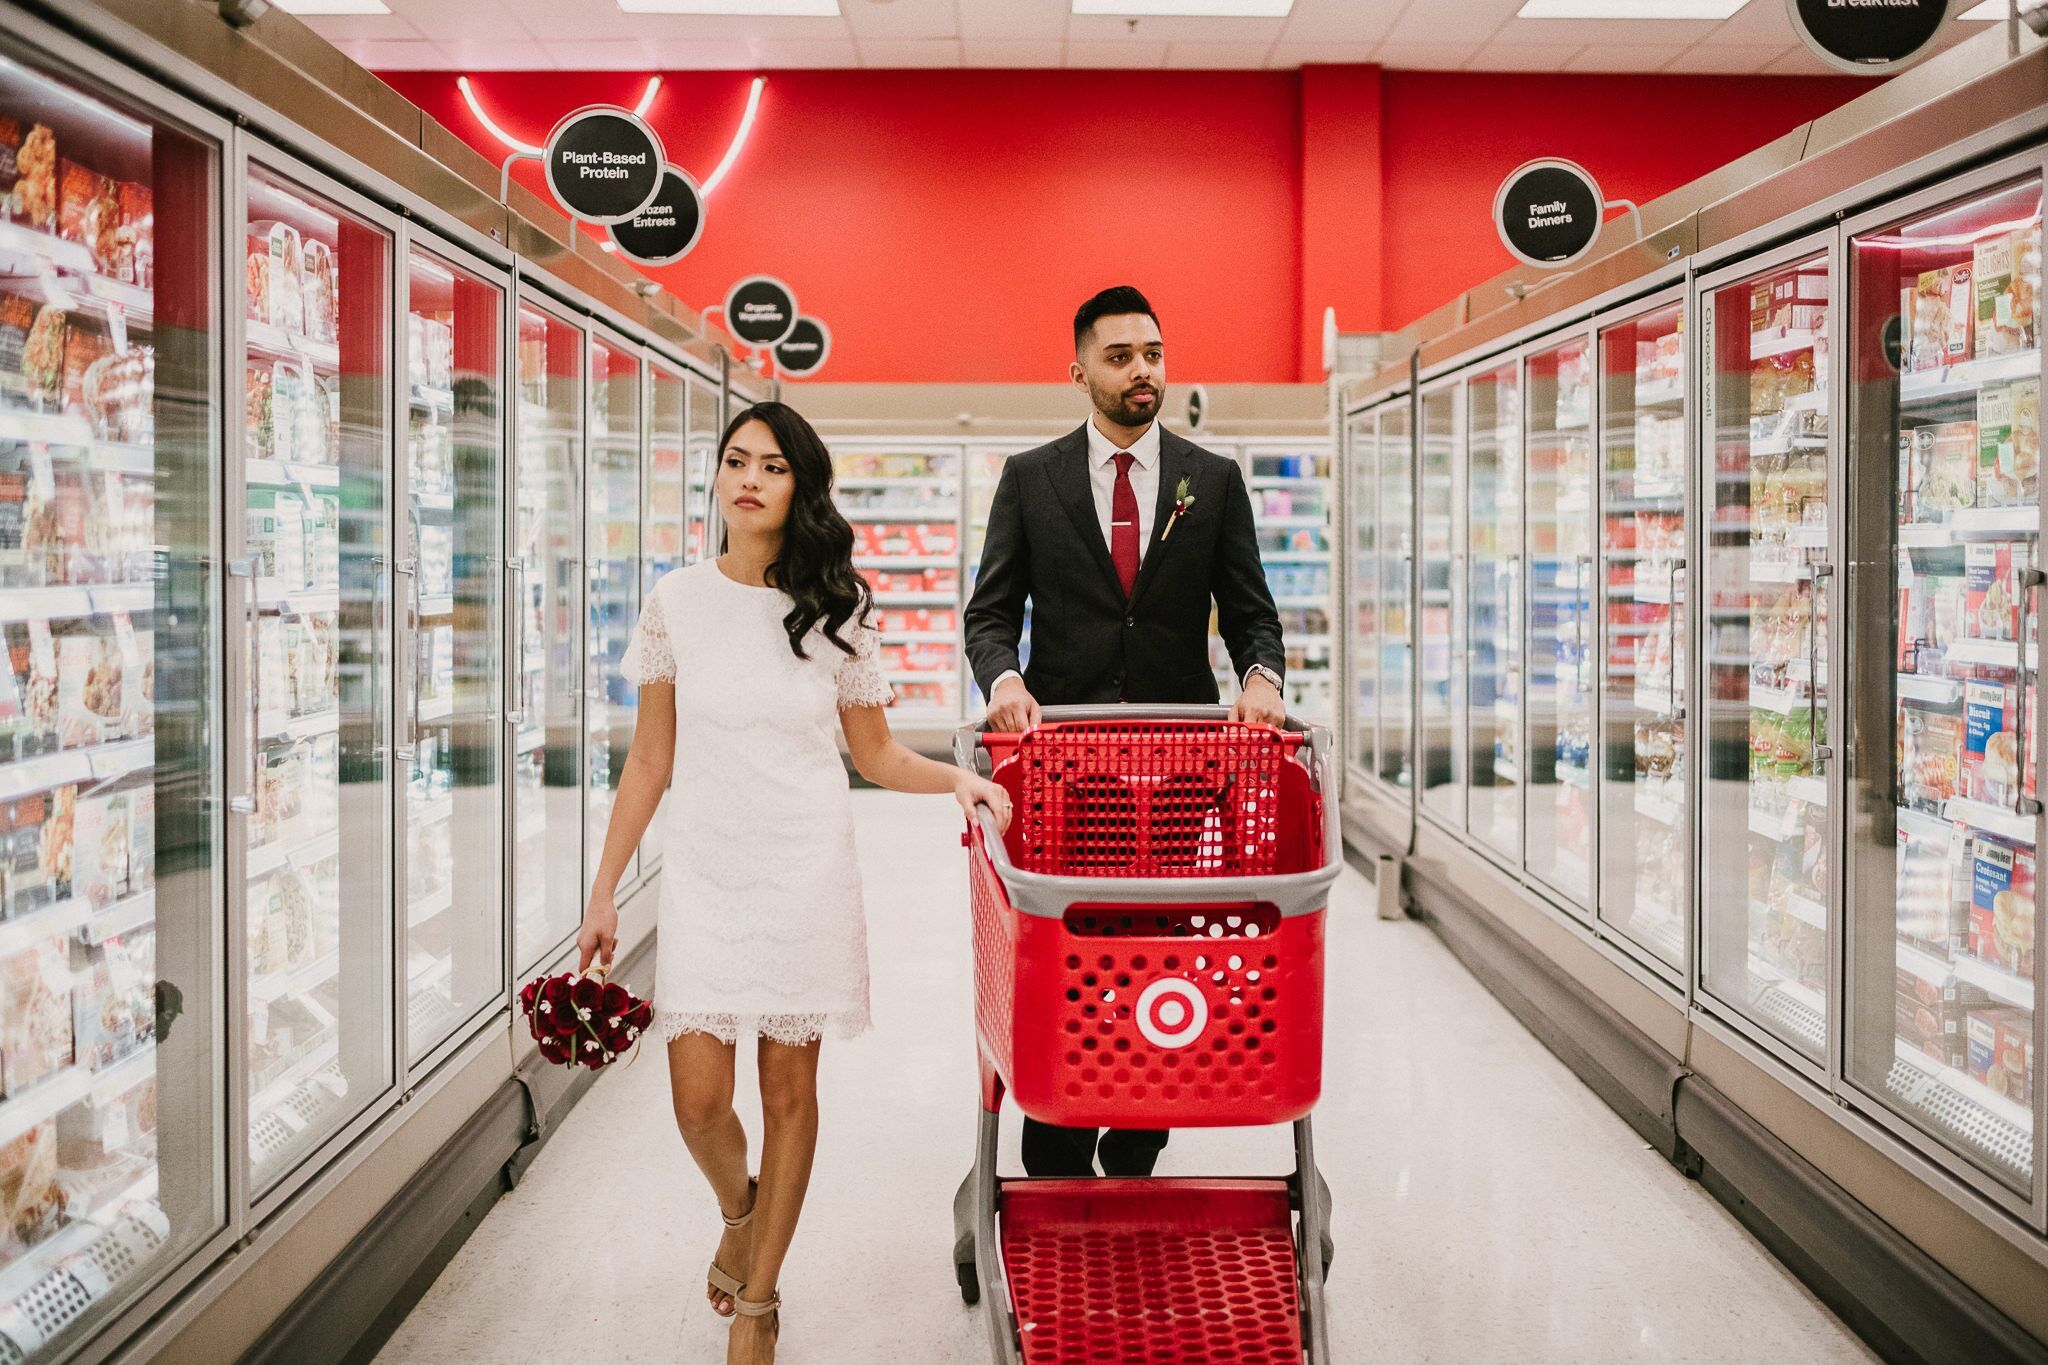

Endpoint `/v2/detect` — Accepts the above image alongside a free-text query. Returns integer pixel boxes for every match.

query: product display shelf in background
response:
[1701,251,1835,1068]
[832,440,965,723]
[1851,174,2040,1195]
[1238,440,1337,725]
[240,164,396,1201]
[0,50,194,1360]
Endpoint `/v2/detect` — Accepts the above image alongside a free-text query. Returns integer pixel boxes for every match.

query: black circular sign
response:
[1494,159,1603,270]
[773,317,831,377]
[543,106,664,225]
[725,276,799,348]
[1185,385,1207,431]
[1789,0,1950,73]
[606,165,705,267]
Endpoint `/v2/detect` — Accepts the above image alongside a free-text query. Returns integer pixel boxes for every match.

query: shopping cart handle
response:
[955,706,1331,774]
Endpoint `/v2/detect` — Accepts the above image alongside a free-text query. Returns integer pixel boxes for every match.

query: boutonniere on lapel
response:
[1161,477,1196,540]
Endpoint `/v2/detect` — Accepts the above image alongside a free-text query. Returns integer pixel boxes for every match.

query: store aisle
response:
[372,791,1875,1365]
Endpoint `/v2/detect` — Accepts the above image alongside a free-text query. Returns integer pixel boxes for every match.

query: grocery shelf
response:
[250,949,341,1005]
[0,582,153,624]
[0,737,153,800]
[246,320,341,371]
[1750,328,1821,360]
[1942,796,2035,846]
[247,828,342,881]
[1897,674,1964,706]
[1950,953,2034,1012]
[1898,349,2039,403]
[0,895,94,960]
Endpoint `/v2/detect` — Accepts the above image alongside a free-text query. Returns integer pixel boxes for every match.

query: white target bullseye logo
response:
[1135,978,1208,1050]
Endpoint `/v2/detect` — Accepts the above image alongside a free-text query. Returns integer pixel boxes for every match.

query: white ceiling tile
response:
[1464,41,1584,69]
[493,0,645,40]
[1381,0,1520,44]
[439,38,557,68]
[958,0,1069,42]
[381,0,533,42]
[1066,14,1289,43]
[1265,40,1381,65]
[858,37,965,65]
[1497,16,1721,44]
[1064,39,1169,66]
[1703,0,1798,44]
[645,37,765,65]
[749,37,868,65]
[962,39,1067,65]
[337,38,453,67]
[842,0,959,40]
[1565,42,1689,69]
[1659,42,1786,72]
[1373,41,1481,69]
[1275,0,1409,42]
[1164,40,1278,68]
[547,37,661,66]
[298,14,421,42]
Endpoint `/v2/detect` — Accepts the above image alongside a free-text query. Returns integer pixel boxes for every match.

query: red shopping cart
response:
[950,706,1343,1364]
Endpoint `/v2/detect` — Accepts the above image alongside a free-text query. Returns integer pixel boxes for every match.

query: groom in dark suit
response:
[964,284,1287,1178]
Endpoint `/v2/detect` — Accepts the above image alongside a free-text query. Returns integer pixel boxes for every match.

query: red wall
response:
[382,66,1868,384]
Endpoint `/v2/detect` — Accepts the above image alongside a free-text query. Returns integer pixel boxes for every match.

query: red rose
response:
[629,1000,653,1028]
[570,977,602,1011]
[600,982,631,1017]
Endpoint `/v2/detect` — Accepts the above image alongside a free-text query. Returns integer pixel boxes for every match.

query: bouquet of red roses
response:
[519,963,655,1070]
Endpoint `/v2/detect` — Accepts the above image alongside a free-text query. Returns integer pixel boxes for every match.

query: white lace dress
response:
[620,558,894,1046]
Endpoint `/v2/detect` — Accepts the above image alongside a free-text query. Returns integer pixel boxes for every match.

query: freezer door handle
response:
[2016,567,2044,817]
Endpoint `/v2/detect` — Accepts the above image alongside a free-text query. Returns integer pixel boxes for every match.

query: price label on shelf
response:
[27,442,53,501]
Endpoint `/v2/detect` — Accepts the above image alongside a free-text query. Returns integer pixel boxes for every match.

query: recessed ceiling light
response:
[617,0,840,12]
[272,0,391,12]
[1516,0,1749,16]
[1072,0,1294,15]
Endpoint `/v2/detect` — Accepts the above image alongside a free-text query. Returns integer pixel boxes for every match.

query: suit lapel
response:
[1128,430,1192,609]
[1048,424,1120,592]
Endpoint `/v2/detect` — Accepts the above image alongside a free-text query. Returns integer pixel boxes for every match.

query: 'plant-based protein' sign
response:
[543,105,664,225]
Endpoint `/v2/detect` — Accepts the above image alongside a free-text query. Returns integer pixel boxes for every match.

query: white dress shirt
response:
[989,419,1277,702]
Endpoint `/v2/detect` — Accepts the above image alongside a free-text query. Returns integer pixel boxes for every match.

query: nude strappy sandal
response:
[706,1177,758,1316]
[732,1290,780,1344]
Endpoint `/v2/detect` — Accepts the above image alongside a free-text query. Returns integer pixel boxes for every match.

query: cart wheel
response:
[956,1259,981,1305]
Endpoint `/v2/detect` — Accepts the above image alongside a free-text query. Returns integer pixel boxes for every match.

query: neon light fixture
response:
[460,74,761,201]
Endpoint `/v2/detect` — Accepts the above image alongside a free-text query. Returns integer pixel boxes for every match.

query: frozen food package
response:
[247,489,306,589]
[1964,542,2018,642]
[56,159,117,272]
[0,1124,68,1254]
[1974,224,2041,359]
[60,327,112,428]
[2,122,57,229]
[71,937,142,1071]
[246,231,271,325]
[1903,709,1963,813]
[1918,421,1978,516]
[1977,380,2041,513]
[252,221,305,336]
[1964,681,2021,805]
[71,790,130,911]
[255,615,291,718]
[20,305,66,407]
[0,936,74,1098]
[269,360,302,466]
[1968,839,2035,975]
[114,181,152,288]
[302,239,337,346]
[128,785,154,893]
[245,363,274,461]
[57,634,123,749]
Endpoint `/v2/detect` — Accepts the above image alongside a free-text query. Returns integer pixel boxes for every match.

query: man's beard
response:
[1095,382,1161,428]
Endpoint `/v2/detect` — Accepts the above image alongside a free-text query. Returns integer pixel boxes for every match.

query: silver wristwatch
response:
[1245,664,1283,693]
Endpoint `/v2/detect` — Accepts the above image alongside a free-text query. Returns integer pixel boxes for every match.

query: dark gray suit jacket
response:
[964,423,1284,706]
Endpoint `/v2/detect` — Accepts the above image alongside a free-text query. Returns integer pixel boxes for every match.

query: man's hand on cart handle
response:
[955,770,1014,833]
[1231,670,1287,728]
[986,676,1041,733]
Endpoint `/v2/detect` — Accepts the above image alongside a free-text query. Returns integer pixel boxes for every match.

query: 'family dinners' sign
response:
[1493,158,1604,270]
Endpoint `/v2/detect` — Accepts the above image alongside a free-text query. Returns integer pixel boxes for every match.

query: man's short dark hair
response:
[1074,286,1159,353]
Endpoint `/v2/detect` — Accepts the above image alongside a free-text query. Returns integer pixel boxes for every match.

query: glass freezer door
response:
[1598,301,1689,970]
[512,303,582,975]
[587,338,640,895]
[1467,362,1522,863]
[1378,402,1414,791]
[1419,386,1461,826]
[1701,250,1833,1064]
[1526,335,1595,904]
[644,362,687,873]
[240,165,393,1195]
[1847,174,2041,1197]
[1347,412,1377,778]
[399,247,502,1066]
[0,49,224,1360]
[687,371,718,566]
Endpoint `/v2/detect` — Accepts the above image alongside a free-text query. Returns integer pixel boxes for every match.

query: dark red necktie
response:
[1111,450,1140,598]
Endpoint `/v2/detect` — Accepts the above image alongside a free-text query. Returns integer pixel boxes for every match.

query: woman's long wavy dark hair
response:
[717,401,869,660]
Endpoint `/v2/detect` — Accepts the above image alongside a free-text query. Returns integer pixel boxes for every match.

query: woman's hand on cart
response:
[955,770,1014,833]
[577,890,619,973]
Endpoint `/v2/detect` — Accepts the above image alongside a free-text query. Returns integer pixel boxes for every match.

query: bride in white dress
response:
[578,401,1009,1365]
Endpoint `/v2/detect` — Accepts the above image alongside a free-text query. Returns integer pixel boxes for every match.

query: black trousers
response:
[1022,1116,1168,1178]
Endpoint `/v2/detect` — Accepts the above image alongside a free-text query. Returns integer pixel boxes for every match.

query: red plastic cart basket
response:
[951,706,1343,1365]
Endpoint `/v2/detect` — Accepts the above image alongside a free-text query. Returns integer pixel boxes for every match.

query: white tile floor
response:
[374,791,1877,1364]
